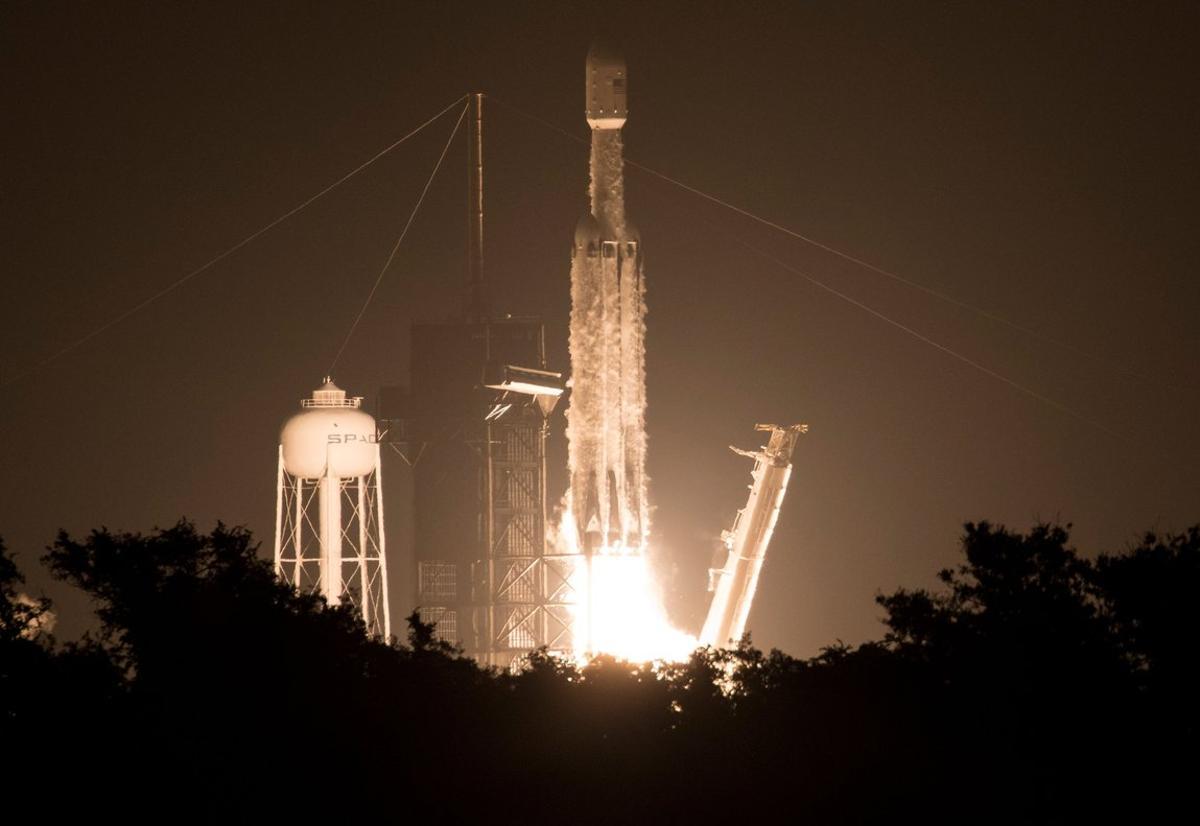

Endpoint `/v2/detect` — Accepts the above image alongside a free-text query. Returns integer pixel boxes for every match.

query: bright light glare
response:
[566,538,697,663]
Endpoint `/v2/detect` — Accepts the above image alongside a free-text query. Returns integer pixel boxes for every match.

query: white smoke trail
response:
[562,129,694,661]
[567,129,648,549]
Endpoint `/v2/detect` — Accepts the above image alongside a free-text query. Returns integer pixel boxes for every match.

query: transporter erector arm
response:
[700,423,807,648]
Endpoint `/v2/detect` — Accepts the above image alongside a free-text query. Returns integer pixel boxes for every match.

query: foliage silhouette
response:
[1,518,1196,823]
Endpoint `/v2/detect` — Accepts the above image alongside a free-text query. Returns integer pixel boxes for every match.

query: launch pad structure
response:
[260,42,806,664]
[385,317,576,666]
[372,49,803,664]
[380,94,576,667]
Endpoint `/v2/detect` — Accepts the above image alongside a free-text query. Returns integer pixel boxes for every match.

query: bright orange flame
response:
[559,517,696,662]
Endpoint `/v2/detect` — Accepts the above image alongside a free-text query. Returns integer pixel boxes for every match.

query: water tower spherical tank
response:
[281,378,377,479]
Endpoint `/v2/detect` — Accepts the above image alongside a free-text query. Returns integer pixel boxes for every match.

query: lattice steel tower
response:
[380,94,574,666]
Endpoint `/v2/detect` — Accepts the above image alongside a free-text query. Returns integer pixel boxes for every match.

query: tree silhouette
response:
[1094,526,1200,695]
[1,517,1195,822]
[1093,526,1200,812]
[0,535,51,643]
[875,521,1177,823]
[1,536,125,814]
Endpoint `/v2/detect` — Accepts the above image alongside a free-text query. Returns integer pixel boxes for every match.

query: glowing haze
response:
[562,42,695,662]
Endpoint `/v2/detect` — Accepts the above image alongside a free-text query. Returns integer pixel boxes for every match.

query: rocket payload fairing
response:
[566,39,648,553]
[585,39,628,130]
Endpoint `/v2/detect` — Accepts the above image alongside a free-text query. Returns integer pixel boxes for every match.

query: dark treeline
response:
[2,520,1196,823]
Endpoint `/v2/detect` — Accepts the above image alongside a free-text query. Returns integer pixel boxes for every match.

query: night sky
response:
[2,1,1196,656]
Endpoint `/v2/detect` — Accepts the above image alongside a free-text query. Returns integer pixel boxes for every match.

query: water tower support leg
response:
[357,474,370,632]
[319,474,343,601]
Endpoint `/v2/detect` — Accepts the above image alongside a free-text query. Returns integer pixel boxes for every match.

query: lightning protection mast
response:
[400,92,568,667]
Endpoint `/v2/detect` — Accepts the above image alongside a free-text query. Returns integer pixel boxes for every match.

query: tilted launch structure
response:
[275,377,390,638]
[700,424,806,647]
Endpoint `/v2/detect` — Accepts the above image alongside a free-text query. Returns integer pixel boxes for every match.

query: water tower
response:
[273,377,390,638]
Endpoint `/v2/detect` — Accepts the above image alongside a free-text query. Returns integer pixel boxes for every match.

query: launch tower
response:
[385,94,570,667]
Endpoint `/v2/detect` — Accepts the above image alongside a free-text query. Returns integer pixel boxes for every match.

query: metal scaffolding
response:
[388,318,572,667]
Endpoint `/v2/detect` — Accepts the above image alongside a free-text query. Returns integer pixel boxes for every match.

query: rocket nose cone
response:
[585,37,627,130]
[587,36,623,66]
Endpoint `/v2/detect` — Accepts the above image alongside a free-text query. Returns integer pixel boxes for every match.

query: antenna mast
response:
[466,92,487,320]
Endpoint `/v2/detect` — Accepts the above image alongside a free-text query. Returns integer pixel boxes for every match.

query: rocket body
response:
[567,41,647,553]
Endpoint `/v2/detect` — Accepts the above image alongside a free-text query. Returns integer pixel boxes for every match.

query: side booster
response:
[570,214,644,553]
[572,214,640,263]
[586,38,627,130]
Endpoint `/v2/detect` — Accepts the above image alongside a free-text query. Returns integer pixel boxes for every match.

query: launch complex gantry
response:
[699,424,807,648]
[373,55,805,665]
[379,94,575,667]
